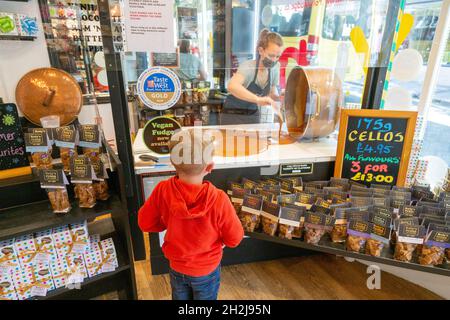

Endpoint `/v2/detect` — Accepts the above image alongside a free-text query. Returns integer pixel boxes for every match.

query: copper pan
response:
[284,66,343,140]
[15,67,82,126]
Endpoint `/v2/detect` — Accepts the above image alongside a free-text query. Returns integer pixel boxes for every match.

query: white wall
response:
[0,0,50,104]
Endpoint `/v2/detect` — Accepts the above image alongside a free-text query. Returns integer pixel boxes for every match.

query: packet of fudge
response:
[294,192,315,210]
[372,206,394,220]
[242,178,258,192]
[28,127,54,145]
[55,125,78,172]
[92,159,109,201]
[39,169,70,213]
[347,208,371,222]
[260,201,280,236]
[280,178,295,194]
[397,224,426,244]
[279,205,306,239]
[262,184,282,195]
[422,205,445,217]
[285,177,303,192]
[324,187,347,203]
[304,180,329,190]
[78,124,101,149]
[329,202,351,215]
[256,190,275,203]
[399,205,422,218]
[311,198,332,215]
[419,230,450,265]
[370,211,393,229]
[70,156,97,208]
[227,182,242,195]
[372,188,391,198]
[231,187,246,214]
[350,196,374,207]
[260,177,281,186]
[366,222,391,256]
[277,193,296,206]
[330,177,350,191]
[346,219,371,252]
[331,207,354,243]
[240,194,263,232]
[25,131,53,169]
[390,197,409,211]
[420,215,447,227]
[372,196,391,207]
[350,188,374,198]
[304,212,328,244]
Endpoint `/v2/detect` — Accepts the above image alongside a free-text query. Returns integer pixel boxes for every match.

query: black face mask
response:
[262,57,276,69]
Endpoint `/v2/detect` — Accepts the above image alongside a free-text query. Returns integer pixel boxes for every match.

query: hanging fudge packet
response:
[329,177,350,191]
[350,196,374,207]
[294,192,316,210]
[54,125,78,149]
[398,205,422,218]
[25,131,51,153]
[227,182,242,195]
[78,124,101,149]
[277,193,296,206]
[28,127,54,146]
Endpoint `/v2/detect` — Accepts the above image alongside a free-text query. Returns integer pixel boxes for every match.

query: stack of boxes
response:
[0,220,118,300]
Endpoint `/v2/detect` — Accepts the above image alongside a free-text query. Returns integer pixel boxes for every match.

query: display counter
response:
[132,123,338,274]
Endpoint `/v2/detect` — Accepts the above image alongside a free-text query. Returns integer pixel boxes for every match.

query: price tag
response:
[31,286,48,297]
[72,243,88,254]
[34,253,50,263]
[66,273,84,285]
[101,263,116,273]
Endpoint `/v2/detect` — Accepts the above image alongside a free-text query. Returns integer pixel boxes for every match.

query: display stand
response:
[0,144,137,300]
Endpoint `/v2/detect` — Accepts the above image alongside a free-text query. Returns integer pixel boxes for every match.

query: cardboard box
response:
[99,238,118,269]
[0,239,20,273]
[32,263,55,294]
[65,253,88,279]
[0,271,18,300]
[50,258,69,289]
[69,221,89,254]
[14,234,36,269]
[34,229,57,264]
[83,249,104,278]
[52,225,72,258]
[12,267,33,300]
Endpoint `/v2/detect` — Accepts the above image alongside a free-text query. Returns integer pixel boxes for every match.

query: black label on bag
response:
[399,205,421,217]
[372,197,389,207]
[391,197,407,208]
[295,192,315,205]
[350,196,373,207]
[29,128,53,143]
[348,220,370,233]
[305,212,326,226]
[55,125,77,148]
[348,210,370,222]
[261,200,280,218]
[398,224,426,238]
[394,217,420,230]
[242,194,262,210]
[78,125,100,148]
[277,194,296,205]
[279,206,304,223]
[325,215,336,227]
[25,132,49,152]
[370,223,391,240]
[370,212,392,227]
[92,160,106,180]
[39,169,67,187]
[257,190,273,203]
[373,206,392,218]
[428,223,450,233]
[280,179,295,193]
[263,185,281,194]
[70,156,93,182]
[426,230,450,246]
[242,178,258,191]
[422,205,445,216]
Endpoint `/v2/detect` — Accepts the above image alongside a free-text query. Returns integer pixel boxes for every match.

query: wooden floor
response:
[133,234,442,300]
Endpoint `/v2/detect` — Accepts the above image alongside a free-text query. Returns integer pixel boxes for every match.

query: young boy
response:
[138,129,244,300]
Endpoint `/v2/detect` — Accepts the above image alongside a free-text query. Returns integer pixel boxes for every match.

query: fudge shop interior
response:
[0,0,450,300]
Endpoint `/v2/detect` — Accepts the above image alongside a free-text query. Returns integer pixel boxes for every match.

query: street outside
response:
[344,64,450,164]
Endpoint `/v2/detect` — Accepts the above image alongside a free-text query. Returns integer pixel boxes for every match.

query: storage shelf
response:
[245,231,450,277]
[32,233,130,300]
[0,195,122,241]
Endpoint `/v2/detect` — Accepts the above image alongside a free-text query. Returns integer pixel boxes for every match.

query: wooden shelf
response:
[245,231,450,277]
[0,194,122,241]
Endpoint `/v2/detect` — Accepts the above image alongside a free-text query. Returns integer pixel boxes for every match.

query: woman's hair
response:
[257,28,283,49]
[179,39,191,53]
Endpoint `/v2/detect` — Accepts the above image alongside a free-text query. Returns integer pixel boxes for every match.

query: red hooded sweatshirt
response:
[138,176,244,277]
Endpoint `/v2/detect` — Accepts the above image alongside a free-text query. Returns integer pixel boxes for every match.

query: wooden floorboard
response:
[133,233,443,300]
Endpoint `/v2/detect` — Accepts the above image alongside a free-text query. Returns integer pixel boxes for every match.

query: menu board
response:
[334,109,417,187]
[0,103,30,178]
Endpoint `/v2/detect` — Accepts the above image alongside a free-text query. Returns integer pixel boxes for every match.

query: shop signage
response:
[137,67,182,110]
[122,0,175,53]
[151,50,180,68]
[334,109,417,187]
[142,116,181,155]
[280,163,313,176]
[0,103,30,176]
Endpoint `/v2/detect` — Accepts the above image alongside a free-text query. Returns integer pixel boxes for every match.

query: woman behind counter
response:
[221,29,284,125]
[176,39,208,81]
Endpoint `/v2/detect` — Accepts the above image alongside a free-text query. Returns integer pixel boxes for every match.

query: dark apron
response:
[221,57,271,125]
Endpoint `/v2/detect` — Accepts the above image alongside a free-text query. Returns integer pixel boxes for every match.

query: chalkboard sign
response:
[151,49,180,68]
[334,109,417,187]
[0,103,30,178]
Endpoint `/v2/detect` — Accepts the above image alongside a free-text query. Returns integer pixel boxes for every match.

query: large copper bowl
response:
[284,66,343,139]
[15,68,82,126]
